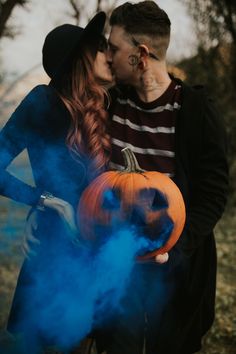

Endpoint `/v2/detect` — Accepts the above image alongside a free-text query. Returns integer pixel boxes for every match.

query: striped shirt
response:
[109,80,182,177]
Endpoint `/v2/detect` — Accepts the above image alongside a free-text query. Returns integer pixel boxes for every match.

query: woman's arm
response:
[1,90,78,240]
[0,95,43,205]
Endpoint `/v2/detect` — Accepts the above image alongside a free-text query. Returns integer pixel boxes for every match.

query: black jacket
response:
[165,80,228,353]
[174,81,228,254]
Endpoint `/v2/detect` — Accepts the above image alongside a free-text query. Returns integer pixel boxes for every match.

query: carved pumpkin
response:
[78,147,186,260]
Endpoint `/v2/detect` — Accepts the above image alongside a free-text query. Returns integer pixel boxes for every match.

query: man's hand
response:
[154,252,169,264]
[137,252,169,264]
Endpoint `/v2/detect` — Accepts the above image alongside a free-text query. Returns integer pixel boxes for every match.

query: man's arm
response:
[176,91,229,256]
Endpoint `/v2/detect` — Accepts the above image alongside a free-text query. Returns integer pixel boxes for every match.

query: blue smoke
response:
[0,99,174,353]
[1,210,173,354]
[11,225,146,352]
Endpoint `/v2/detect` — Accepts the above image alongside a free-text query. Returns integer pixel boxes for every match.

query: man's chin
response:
[114,76,128,85]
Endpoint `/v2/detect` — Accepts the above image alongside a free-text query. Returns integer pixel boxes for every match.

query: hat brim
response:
[51,12,106,82]
[82,11,106,42]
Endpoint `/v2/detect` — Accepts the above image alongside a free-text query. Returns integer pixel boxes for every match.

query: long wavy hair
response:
[55,43,111,176]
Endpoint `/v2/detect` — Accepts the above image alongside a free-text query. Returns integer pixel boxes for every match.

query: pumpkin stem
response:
[121,147,145,173]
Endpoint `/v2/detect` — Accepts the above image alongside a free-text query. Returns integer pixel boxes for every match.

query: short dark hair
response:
[110,1,171,59]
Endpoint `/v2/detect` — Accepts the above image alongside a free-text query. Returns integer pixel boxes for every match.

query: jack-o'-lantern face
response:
[78,148,185,260]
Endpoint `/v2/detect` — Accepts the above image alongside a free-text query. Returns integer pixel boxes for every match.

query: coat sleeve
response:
[0,95,43,206]
[175,91,229,256]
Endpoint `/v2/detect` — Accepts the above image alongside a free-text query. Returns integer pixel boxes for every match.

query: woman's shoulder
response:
[22,84,58,107]
[8,84,63,131]
[21,84,64,119]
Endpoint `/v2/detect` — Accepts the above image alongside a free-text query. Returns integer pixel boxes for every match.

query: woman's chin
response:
[97,75,115,87]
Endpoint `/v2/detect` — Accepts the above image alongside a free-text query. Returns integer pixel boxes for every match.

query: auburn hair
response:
[56,45,111,177]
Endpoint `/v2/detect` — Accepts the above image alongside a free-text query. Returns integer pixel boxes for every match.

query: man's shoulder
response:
[177,79,217,123]
[173,77,207,99]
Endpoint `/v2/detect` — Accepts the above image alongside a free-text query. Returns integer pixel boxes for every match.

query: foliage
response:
[179,0,236,206]
[181,0,236,45]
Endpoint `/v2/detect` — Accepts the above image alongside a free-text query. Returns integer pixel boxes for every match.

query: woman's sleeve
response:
[0,96,43,206]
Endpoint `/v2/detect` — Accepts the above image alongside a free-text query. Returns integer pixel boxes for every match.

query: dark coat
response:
[158,81,229,353]
[100,80,229,354]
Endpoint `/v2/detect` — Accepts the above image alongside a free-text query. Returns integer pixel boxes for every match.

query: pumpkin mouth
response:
[128,207,174,256]
[99,186,174,254]
[85,204,174,256]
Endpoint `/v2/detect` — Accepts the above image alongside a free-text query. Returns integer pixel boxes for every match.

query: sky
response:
[0,0,197,82]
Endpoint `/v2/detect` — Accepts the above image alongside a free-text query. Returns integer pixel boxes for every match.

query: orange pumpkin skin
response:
[78,148,186,260]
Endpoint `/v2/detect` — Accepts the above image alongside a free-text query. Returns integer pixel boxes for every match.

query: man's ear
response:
[138,44,149,70]
[138,44,149,59]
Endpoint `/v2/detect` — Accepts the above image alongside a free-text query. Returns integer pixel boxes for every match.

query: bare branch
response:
[96,0,102,13]
[0,0,29,39]
[68,0,84,25]
[0,62,41,104]
[66,0,118,30]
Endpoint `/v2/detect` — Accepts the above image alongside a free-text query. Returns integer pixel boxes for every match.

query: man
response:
[96,1,228,354]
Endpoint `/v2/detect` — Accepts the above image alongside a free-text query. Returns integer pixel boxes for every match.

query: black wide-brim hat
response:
[42,12,106,80]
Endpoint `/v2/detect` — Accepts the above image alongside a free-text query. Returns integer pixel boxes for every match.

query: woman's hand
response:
[22,210,40,258]
[43,196,81,246]
[43,197,77,234]
[22,197,79,257]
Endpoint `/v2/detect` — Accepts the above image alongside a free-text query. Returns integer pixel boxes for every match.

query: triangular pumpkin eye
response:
[138,188,168,210]
[151,189,168,210]
[138,188,156,202]
[101,189,121,210]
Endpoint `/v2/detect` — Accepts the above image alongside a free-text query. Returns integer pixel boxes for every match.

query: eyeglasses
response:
[98,36,108,53]
[131,37,159,61]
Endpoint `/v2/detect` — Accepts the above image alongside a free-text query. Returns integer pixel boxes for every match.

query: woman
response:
[0,12,112,353]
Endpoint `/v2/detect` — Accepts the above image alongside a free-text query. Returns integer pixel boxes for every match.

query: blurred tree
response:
[0,0,30,39]
[180,0,236,205]
[68,0,85,25]
[67,0,117,33]
[182,0,236,86]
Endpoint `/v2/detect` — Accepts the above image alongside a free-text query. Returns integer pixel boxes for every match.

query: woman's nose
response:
[106,48,113,63]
